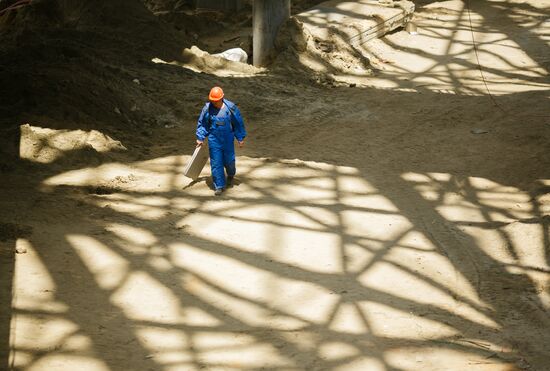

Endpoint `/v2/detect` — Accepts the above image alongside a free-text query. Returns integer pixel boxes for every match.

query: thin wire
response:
[465,0,549,118]
[465,0,504,110]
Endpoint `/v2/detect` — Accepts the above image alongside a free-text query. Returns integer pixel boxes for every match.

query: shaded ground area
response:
[0,0,549,370]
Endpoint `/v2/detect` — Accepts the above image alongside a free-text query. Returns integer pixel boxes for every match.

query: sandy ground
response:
[1,0,550,370]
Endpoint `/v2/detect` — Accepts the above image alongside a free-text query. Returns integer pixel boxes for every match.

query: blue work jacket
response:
[196,100,247,147]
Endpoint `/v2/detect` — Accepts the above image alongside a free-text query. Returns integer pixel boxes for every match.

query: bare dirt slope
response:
[1,0,549,370]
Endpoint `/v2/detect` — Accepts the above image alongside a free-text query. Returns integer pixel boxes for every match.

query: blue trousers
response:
[209,143,236,190]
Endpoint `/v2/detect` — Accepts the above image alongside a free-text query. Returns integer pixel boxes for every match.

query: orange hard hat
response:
[209,86,224,102]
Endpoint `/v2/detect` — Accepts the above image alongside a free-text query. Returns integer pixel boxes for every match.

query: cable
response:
[465,0,504,110]
[465,0,549,119]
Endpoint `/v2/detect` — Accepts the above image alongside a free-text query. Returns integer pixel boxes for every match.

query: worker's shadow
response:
[182,176,242,191]
[182,176,210,190]
[226,178,242,189]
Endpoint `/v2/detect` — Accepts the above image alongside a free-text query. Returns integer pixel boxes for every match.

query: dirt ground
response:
[1,0,549,370]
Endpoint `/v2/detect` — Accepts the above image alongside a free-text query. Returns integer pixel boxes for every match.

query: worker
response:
[196,86,247,196]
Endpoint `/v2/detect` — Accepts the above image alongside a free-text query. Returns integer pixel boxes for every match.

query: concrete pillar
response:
[253,0,290,67]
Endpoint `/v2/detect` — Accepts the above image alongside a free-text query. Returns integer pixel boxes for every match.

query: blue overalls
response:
[196,99,247,190]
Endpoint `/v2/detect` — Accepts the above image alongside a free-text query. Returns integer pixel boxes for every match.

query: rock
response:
[317,41,333,53]
[471,128,488,134]
[15,246,27,254]
[133,78,141,85]
[114,107,121,115]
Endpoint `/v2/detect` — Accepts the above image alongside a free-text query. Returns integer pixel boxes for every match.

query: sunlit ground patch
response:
[9,155,550,370]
